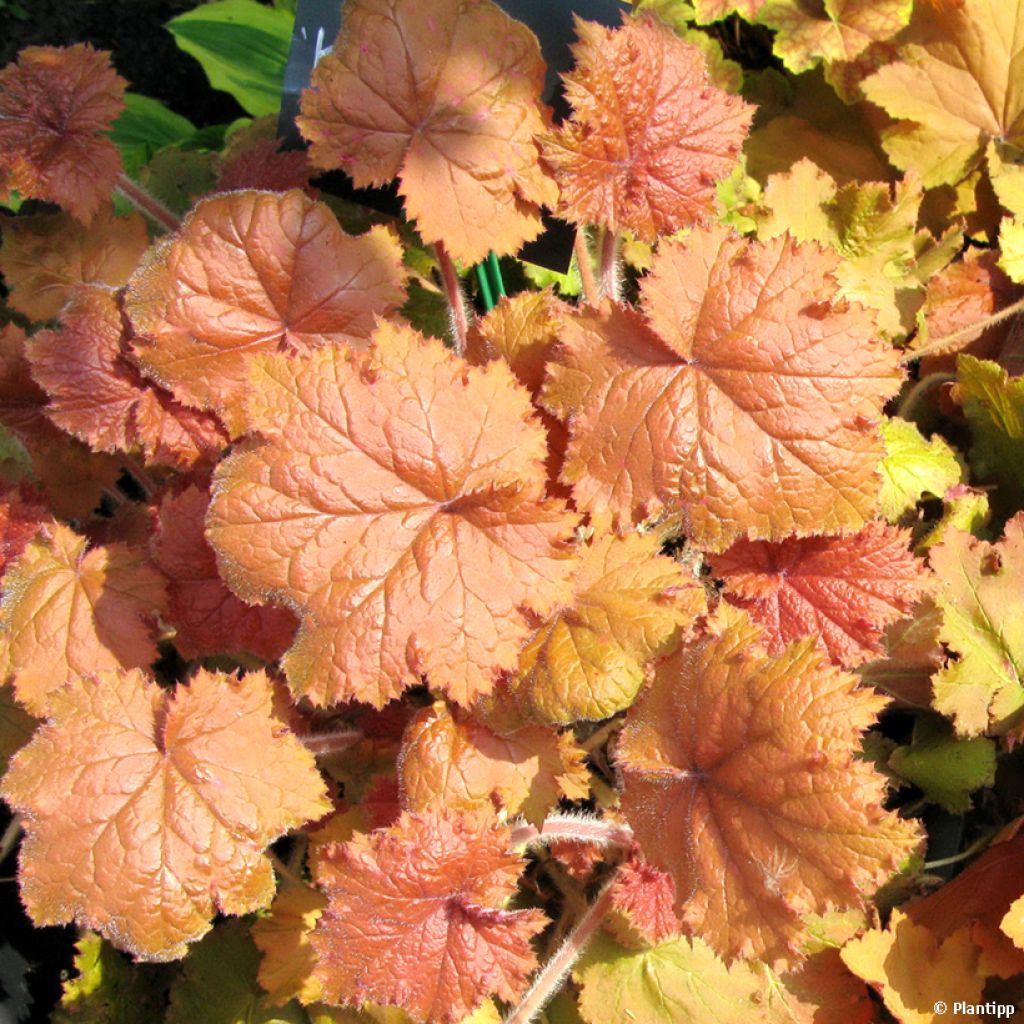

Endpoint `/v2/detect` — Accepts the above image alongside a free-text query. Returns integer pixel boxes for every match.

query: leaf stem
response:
[0,813,22,865]
[119,454,157,499]
[896,372,955,422]
[573,228,599,307]
[503,872,619,1024]
[435,240,470,355]
[924,829,996,870]
[900,294,1024,365]
[114,173,181,235]
[299,727,362,757]
[267,850,307,888]
[599,228,620,302]
[510,812,634,854]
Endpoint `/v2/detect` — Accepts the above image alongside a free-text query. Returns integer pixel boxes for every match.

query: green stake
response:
[487,251,506,299]
[475,262,495,311]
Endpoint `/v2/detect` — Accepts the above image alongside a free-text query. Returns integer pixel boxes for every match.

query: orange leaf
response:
[711,521,931,669]
[125,189,406,436]
[616,606,921,963]
[398,699,588,825]
[0,45,125,221]
[542,227,903,550]
[150,484,297,662]
[0,209,149,322]
[0,522,166,715]
[0,667,330,960]
[26,286,229,469]
[311,809,546,1024]
[297,0,556,265]
[207,322,579,708]
[539,16,752,241]
[604,851,682,949]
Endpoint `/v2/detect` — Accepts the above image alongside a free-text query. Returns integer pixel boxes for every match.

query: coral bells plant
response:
[4,0,1024,1021]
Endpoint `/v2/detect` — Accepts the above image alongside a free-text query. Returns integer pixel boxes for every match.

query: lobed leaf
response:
[207,322,579,708]
[877,418,964,522]
[0,667,330,961]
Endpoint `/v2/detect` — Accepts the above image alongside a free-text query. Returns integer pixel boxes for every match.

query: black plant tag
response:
[277,0,626,270]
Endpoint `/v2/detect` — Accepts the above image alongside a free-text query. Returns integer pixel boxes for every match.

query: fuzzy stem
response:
[435,240,470,354]
[573,228,599,307]
[924,829,997,870]
[599,228,620,302]
[0,813,22,866]
[896,371,955,422]
[503,873,619,1024]
[299,727,362,757]
[114,173,181,234]
[510,812,634,854]
[268,850,307,888]
[900,294,1024,365]
[119,454,157,499]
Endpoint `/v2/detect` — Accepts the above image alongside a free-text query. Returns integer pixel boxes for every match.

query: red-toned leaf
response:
[150,485,297,662]
[711,521,931,669]
[0,667,330,960]
[542,227,903,550]
[125,189,406,436]
[207,322,579,708]
[398,699,589,825]
[540,16,752,240]
[616,606,922,963]
[0,209,149,322]
[0,486,49,574]
[0,522,166,715]
[26,286,228,469]
[0,45,125,221]
[311,809,546,1024]
[605,851,682,948]
[297,0,556,265]
[216,120,317,197]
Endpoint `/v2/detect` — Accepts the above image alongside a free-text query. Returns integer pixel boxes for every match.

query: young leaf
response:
[207,323,579,708]
[0,209,149,322]
[0,523,167,715]
[616,606,921,962]
[510,529,707,723]
[398,699,589,825]
[861,0,1024,188]
[26,286,229,469]
[253,885,329,1006]
[604,853,682,948]
[311,809,546,1024]
[298,0,556,265]
[929,514,1024,735]
[151,485,296,662]
[877,418,964,522]
[540,16,752,241]
[125,189,406,436]
[0,667,330,960]
[710,521,932,669]
[0,45,126,221]
[542,227,903,549]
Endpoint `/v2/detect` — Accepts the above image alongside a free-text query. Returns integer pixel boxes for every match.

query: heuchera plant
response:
[2,0,1024,1021]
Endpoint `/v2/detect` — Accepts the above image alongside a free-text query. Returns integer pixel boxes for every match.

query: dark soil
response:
[0,0,246,126]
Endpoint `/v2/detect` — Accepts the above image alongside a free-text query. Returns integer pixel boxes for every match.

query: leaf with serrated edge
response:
[298,0,555,265]
[311,809,546,1024]
[398,699,588,825]
[207,322,579,708]
[0,667,330,961]
[616,606,921,963]
[878,418,964,522]
[542,226,903,550]
[0,523,166,715]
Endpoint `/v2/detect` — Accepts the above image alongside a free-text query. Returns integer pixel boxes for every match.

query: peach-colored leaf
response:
[297,0,555,265]
[207,322,579,708]
[511,528,707,723]
[542,227,903,550]
[0,522,166,715]
[151,485,297,662]
[398,699,588,825]
[0,667,330,960]
[540,16,752,241]
[26,286,228,469]
[0,44,125,221]
[253,883,329,1006]
[711,521,931,669]
[616,606,922,963]
[125,189,406,436]
[311,809,546,1024]
[0,209,149,322]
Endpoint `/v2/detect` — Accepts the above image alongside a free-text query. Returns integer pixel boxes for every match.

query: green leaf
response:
[878,417,964,521]
[166,0,294,117]
[957,356,1024,519]
[52,933,171,1024]
[888,715,996,812]
[572,931,764,1024]
[167,919,306,1024]
[110,94,197,177]
[521,258,582,297]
